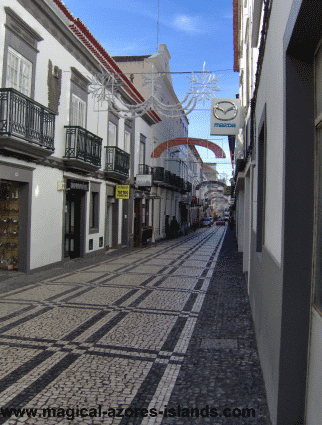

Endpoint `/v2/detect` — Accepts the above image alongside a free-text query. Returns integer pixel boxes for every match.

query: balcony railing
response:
[151,166,192,193]
[177,177,184,191]
[138,164,153,175]
[153,166,164,182]
[105,146,130,178]
[184,181,192,193]
[169,172,176,186]
[164,170,171,185]
[64,126,102,167]
[0,88,55,150]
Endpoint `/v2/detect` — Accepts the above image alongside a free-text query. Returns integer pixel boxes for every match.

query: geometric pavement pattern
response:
[0,227,226,424]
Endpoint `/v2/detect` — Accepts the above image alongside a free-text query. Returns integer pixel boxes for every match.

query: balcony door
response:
[71,94,86,127]
[6,48,32,97]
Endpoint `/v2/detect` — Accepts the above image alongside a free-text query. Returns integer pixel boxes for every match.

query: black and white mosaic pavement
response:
[0,227,271,424]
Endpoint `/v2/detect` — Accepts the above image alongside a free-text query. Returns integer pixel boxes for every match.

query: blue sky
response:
[62,0,239,179]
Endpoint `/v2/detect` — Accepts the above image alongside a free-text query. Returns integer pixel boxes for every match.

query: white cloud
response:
[101,39,153,56]
[173,15,202,33]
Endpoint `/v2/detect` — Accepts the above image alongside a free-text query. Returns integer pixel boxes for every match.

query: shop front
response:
[0,181,20,270]
[0,163,32,273]
[64,179,88,259]
[134,191,150,247]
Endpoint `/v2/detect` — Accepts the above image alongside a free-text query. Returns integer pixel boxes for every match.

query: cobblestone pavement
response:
[0,226,271,425]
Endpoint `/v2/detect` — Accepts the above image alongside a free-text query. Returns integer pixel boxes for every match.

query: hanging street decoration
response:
[151,138,226,158]
[195,180,226,190]
[88,63,220,120]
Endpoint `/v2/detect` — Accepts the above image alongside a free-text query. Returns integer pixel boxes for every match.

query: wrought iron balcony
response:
[164,170,171,185]
[105,146,130,180]
[138,164,153,175]
[152,167,188,192]
[64,126,102,171]
[177,177,184,192]
[184,181,192,193]
[153,166,164,182]
[169,172,176,187]
[0,88,55,159]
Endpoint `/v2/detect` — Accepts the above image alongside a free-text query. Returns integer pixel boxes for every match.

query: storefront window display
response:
[0,181,20,270]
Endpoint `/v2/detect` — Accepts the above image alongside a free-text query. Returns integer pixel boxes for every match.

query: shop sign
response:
[67,179,89,191]
[115,185,130,199]
[136,174,153,187]
[210,98,241,136]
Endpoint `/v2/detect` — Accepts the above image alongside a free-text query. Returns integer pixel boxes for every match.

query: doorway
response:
[0,181,20,270]
[134,198,141,247]
[65,190,85,259]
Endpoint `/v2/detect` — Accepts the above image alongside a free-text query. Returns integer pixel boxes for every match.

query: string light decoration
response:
[88,62,220,120]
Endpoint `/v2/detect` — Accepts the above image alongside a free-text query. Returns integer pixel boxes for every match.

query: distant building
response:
[114,45,197,241]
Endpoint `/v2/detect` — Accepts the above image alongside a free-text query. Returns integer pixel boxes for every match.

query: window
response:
[107,112,119,147]
[6,48,32,97]
[71,94,86,127]
[139,134,146,166]
[314,42,322,311]
[89,183,100,233]
[89,191,99,232]
[70,68,88,128]
[124,130,131,154]
[315,128,322,310]
[108,121,117,145]
[256,106,267,252]
[4,7,43,99]
[139,141,145,165]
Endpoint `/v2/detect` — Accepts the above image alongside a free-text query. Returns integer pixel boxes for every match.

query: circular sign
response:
[213,101,238,121]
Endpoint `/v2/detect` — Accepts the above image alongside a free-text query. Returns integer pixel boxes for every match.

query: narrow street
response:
[0,227,271,425]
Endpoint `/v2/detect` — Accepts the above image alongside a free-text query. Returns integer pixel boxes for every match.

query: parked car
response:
[200,217,213,227]
[216,218,226,226]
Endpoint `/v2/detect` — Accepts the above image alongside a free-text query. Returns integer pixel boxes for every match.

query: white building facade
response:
[233,0,322,424]
[114,46,198,242]
[0,0,159,272]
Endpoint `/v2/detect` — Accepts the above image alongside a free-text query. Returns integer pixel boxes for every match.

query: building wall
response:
[0,0,140,270]
[114,47,193,242]
[235,0,322,423]
[248,230,283,424]
[236,189,244,252]
[254,0,291,265]
[30,167,64,270]
[246,1,294,422]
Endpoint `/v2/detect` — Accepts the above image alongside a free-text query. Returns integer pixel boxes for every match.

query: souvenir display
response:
[0,182,19,271]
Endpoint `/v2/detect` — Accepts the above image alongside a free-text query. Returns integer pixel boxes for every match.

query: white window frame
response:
[108,121,117,146]
[124,129,131,154]
[139,140,145,165]
[6,47,32,97]
[71,94,86,128]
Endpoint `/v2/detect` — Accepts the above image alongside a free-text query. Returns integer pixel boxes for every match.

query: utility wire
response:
[156,0,160,52]
[119,69,234,75]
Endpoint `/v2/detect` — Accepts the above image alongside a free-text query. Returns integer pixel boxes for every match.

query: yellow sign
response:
[115,185,130,199]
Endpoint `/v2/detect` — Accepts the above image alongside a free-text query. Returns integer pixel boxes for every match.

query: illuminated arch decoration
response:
[151,138,226,159]
[195,180,225,190]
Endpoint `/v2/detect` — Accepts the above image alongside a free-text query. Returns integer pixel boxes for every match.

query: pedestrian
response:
[229,215,235,230]
[165,215,170,239]
[170,216,179,238]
